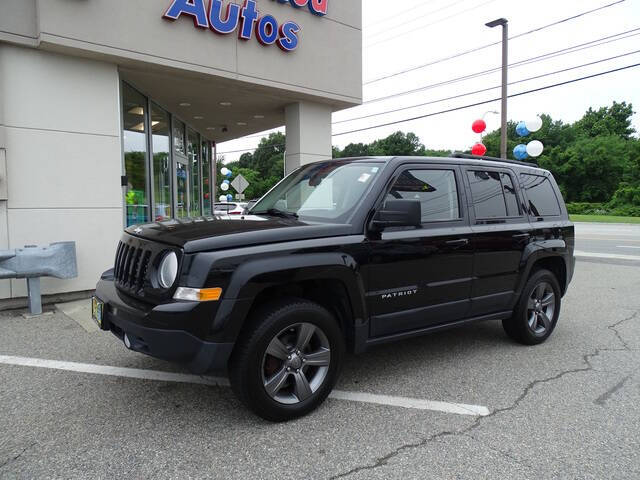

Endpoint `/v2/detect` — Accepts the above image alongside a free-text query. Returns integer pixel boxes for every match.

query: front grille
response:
[114,240,152,295]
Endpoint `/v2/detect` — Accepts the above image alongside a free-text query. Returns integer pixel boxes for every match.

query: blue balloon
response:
[516,121,530,137]
[225,170,233,178]
[514,144,528,160]
[226,194,233,201]
[223,179,230,185]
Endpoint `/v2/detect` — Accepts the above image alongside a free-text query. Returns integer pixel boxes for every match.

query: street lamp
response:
[486,18,508,159]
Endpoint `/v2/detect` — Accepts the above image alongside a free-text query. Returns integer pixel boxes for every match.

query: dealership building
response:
[0,0,362,301]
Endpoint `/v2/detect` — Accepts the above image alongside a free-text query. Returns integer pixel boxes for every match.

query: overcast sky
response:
[218,0,640,161]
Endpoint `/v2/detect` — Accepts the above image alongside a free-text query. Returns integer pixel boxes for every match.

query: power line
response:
[363,28,640,105]
[365,0,499,49]
[365,0,474,40]
[365,0,448,30]
[333,49,640,125]
[219,62,639,154]
[332,62,640,137]
[364,0,627,84]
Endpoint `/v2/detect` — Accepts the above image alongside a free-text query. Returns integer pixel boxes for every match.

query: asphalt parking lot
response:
[1,255,639,478]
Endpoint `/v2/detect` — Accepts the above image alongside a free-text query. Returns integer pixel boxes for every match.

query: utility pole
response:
[486,18,508,159]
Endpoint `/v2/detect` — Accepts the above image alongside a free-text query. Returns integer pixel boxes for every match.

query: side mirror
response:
[371,200,421,230]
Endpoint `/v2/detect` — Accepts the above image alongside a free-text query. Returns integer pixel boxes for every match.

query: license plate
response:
[91,296,105,329]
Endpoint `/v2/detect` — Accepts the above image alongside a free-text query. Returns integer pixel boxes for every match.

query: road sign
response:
[231,174,249,194]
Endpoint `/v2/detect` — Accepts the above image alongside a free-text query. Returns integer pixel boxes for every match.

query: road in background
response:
[575,222,640,258]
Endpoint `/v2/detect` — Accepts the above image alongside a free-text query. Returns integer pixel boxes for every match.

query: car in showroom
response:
[213,202,247,216]
[92,154,575,421]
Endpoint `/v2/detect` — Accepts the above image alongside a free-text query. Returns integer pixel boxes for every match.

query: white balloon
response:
[220,167,230,176]
[526,140,544,158]
[220,182,229,191]
[525,116,543,133]
[219,195,227,202]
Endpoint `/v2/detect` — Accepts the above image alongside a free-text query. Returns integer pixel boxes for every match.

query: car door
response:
[463,167,532,316]
[365,164,474,337]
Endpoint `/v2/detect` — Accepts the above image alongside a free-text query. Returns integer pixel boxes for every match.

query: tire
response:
[503,269,561,345]
[229,298,345,422]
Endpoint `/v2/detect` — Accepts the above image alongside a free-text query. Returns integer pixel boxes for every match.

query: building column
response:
[285,101,332,175]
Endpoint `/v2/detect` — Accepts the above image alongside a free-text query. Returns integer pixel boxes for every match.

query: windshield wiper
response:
[258,208,299,219]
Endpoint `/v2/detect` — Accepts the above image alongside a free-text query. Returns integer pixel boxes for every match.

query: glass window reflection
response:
[188,128,202,217]
[151,103,172,221]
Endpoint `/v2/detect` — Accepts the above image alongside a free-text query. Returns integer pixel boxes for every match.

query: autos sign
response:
[163,0,328,52]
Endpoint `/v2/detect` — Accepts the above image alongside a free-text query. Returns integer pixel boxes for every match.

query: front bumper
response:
[95,279,234,374]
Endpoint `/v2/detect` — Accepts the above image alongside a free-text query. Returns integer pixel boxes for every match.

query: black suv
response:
[93,155,575,421]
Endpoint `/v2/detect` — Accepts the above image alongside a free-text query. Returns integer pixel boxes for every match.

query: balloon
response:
[222,179,230,185]
[220,167,230,176]
[220,183,229,191]
[219,195,227,202]
[227,194,233,202]
[513,144,528,160]
[525,116,543,133]
[472,119,486,134]
[526,140,544,157]
[471,142,487,156]
[225,170,233,178]
[516,121,530,137]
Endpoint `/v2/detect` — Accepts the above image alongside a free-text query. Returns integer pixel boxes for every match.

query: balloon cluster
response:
[514,117,544,160]
[218,167,234,202]
[470,119,487,156]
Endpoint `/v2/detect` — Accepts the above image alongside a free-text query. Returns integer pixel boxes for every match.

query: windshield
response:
[251,161,382,223]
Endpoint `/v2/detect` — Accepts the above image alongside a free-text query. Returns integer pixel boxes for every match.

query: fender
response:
[211,252,368,341]
[511,238,569,307]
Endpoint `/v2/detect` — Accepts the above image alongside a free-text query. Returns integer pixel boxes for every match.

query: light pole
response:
[486,18,508,159]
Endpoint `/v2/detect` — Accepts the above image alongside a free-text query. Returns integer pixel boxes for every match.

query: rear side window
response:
[501,173,520,216]
[520,174,561,217]
[467,170,520,218]
[386,169,460,223]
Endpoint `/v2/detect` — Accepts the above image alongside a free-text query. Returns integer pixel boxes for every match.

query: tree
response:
[575,101,635,139]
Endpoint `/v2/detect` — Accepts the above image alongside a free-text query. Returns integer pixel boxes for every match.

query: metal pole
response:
[26,277,42,315]
[500,22,509,159]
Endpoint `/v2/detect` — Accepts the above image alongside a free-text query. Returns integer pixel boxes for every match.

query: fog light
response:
[173,287,223,302]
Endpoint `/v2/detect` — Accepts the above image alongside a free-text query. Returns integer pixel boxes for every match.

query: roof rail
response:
[452,152,538,168]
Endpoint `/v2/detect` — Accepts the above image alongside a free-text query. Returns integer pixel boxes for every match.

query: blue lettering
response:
[278,22,300,51]
[238,0,258,40]
[208,0,241,35]
[255,15,279,45]
[164,0,209,28]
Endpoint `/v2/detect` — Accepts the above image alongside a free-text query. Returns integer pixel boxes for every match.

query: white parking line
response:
[617,246,640,249]
[0,354,489,417]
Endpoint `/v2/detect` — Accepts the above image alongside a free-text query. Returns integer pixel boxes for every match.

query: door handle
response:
[445,238,469,247]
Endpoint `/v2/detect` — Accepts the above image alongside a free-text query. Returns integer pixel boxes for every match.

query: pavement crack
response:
[328,312,639,479]
[607,311,638,351]
[595,375,631,406]
[462,433,534,471]
[0,442,36,470]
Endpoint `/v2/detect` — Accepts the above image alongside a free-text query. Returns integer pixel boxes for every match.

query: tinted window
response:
[520,174,561,217]
[501,173,520,216]
[386,169,460,222]
[467,171,507,218]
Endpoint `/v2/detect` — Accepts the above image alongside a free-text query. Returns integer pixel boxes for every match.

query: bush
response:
[566,202,640,217]
[610,183,640,207]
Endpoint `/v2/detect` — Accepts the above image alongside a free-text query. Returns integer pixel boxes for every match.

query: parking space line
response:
[0,354,489,417]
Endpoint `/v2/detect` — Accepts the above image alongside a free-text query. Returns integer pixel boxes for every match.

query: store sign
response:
[163,0,328,52]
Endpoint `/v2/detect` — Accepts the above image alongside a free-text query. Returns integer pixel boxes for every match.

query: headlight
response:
[158,251,178,288]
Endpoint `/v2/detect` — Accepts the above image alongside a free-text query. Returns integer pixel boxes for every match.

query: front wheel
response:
[229,299,344,421]
[503,269,561,345]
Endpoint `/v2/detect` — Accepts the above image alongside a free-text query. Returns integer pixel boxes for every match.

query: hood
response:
[125,215,353,253]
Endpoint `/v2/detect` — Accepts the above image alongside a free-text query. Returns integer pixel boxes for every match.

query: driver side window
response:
[386,169,460,223]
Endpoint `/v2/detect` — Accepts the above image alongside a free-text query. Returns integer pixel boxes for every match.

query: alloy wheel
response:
[261,323,331,405]
[527,282,556,336]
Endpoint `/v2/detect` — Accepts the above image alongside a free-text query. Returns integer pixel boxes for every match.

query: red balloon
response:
[471,142,487,156]
[472,119,487,134]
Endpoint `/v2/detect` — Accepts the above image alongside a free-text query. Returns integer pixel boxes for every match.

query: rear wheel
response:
[229,299,344,421]
[503,269,561,345]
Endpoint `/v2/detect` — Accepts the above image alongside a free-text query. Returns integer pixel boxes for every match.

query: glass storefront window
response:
[151,103,172,221]
[174,119,189,219]
[202,141,212,216]
[188,128,202,217]
[122,84,149,226]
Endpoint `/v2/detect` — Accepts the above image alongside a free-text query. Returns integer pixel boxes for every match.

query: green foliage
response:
[334,131,450,158]
[482,101,639,215]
